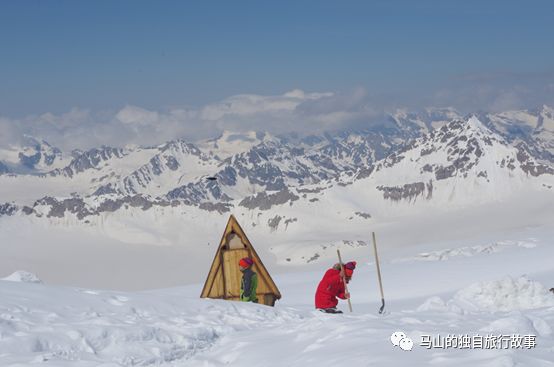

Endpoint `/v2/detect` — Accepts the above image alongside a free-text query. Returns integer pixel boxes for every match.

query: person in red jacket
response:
[315,261,356,313]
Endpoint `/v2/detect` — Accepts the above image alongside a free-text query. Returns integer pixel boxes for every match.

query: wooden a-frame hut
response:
[200,214,281,306]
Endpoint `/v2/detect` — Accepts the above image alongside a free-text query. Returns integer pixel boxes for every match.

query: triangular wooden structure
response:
[200,214,281,306]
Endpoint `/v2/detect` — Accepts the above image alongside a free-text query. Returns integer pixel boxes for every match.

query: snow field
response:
[2,278,554,367]
[0,280,303,366]
[2,230,554,367]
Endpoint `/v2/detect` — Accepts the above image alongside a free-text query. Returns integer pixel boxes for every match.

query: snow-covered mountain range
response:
[1,106,552,217]
[1,106,553,287]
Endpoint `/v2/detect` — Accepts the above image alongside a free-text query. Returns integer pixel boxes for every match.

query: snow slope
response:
[483,105,554,162]
[2,230,554,366]
[363,116,553,208]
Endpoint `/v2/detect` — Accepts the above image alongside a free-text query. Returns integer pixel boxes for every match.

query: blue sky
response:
[0,1,553,148]
[1,0,553,116]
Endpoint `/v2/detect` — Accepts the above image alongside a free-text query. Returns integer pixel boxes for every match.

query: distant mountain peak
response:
[198,130,276,159]
[465,115,494,135]
[0,135,66,173]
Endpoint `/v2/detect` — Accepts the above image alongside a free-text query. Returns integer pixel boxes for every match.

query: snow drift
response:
[2,270,42,284]
[453,276,554,312]
[418,276,554,314]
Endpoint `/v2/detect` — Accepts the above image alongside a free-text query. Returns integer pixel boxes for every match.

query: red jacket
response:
[315,268,347,309]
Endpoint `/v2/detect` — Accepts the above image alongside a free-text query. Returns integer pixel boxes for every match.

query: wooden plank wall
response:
[201,253,222,298]
[222,249,249,298]
[207,266,224,298]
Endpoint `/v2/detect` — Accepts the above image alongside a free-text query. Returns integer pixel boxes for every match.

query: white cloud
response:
[2,67,553,152]
[199,90,333,121]
[429,70,554,114]
[116,106,160,126]
[3,80,550,152]
[0,89,377,151]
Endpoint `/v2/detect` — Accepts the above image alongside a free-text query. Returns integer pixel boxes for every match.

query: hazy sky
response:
[1,0,553,148]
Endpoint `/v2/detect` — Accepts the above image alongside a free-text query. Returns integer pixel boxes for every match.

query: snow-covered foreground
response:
[2,234,554,367]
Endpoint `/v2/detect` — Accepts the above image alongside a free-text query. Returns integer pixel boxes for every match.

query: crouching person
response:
[315,261,356,313]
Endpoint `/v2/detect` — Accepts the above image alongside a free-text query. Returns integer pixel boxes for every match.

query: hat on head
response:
[239,257,254,268]
[344,261,356,270]
[344,261,356,277]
